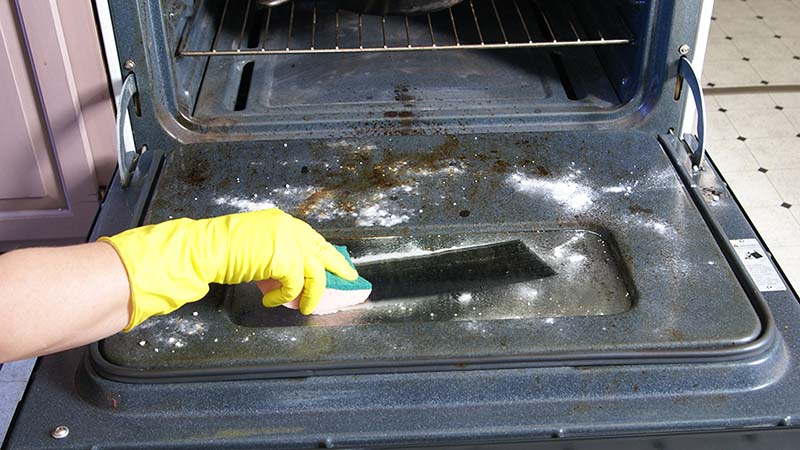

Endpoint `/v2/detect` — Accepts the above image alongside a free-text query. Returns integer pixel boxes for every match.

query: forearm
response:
[0,242,131,363]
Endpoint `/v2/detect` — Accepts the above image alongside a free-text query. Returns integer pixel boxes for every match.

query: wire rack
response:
[177,0,635,56]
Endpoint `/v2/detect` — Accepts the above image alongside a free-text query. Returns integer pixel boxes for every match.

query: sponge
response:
[281,245,373,314]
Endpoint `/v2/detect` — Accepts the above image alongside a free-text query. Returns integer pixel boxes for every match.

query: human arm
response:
[0,208,357,363]
[0,242,131,362]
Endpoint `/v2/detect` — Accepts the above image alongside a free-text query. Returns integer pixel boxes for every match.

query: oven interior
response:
[162,0,655,134]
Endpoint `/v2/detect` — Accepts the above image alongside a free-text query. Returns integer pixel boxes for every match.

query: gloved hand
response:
[99,208,358,331]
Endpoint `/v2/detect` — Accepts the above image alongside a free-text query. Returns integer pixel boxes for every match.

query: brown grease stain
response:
[295,136,461,219]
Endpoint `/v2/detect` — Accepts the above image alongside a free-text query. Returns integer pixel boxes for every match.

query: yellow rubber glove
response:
[99,208,358,331]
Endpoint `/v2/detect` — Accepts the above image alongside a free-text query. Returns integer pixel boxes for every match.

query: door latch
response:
[673,56,706,168]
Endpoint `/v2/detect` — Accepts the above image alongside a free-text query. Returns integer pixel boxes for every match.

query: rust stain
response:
[669,329,685,341]
[294,136,461,219]
[573,402,592,413]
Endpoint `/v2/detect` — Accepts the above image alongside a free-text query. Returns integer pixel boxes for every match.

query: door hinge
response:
[673,56,706,168]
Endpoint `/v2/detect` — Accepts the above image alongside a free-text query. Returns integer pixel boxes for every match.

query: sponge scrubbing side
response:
[282,245,372,314]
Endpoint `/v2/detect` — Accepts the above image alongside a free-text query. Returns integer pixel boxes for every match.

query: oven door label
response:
[730,239,786,292]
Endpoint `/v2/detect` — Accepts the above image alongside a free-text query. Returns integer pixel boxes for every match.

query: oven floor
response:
[100,130,761,374]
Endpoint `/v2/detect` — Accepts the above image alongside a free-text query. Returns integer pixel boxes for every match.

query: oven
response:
[5,0,800,448]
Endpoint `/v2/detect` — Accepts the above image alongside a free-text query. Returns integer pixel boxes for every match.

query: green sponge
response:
[326,245,373,291]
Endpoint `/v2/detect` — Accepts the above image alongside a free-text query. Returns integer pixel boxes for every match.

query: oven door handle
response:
[675,56,706,168]
[116,73,142,188]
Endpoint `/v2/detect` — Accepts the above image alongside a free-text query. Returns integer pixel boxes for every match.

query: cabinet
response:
[0,0,115,251]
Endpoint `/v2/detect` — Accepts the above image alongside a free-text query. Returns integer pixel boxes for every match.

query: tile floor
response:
[703,0,800,88]
[705,1,800,290]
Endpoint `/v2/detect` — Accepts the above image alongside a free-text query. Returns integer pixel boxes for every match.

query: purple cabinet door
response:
[0,0,116,251]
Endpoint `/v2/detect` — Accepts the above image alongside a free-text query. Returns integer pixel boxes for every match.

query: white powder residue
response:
[136,316,208,350]
[550,233,589,276]
[507,172,594,213]
[603,185,633,194]
[544,317,555,324]
[567,254,587,263]
[626,217,676,238]
[214,196,277,212]
[271,185,318,202]
[356,201,410,227]
[456,292,473,304]
[552,233,585,258]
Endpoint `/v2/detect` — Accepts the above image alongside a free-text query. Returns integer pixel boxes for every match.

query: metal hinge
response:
[673,56,706,168]
[116,73,143,188]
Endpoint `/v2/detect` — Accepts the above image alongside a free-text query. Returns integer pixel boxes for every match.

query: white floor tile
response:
[765,17,800,38]
[726,109,798,138]
[706,38,744,61]
[733,37,793,59]
[770,92,800,109]
[743,206,800,247]
[770,245,800,290]
[709,21,727,40]
[714,93,776,110]
[715,17,777,39]
[705,94,720,110]
[781,37,800,54]
[723,171,784,207]
[703,58,764,87]
[748,0,800,18]
[707,110,740,141]
[749,58,800,85]
[766,168,800,204]
[782,109,800,132]
[713,1,756,19]
[707,139,761,173]
[746,137,800,170]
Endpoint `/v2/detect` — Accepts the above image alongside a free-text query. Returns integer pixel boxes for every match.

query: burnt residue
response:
[669,329,685,341]
[535,166,550,177]
[490,160,512,174]
[296,135,462,219]
[394,84,414,103]
[459,210,471,218]
[179,158,211,186]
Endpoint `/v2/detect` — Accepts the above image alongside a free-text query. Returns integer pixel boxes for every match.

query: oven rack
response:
[177,0,635,56]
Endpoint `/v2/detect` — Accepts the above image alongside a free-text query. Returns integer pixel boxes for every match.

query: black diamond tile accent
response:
[775,34,782,39]
[707,82,716,87]
[758,167,768,173]
[711,16,717,21]
[761,80,770,85]
[776,105,784,111]
[742,57,751,61]
[796,133,800,138]
[718,107,728,113]
[756,15,764,19]
[737,136,747,142]
[794,56,800,60]
[725,36,734,40]
[782,202,792,209]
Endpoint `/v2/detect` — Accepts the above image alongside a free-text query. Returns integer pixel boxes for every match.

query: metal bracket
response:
[674,56,706,168]
[116,73,140,188]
